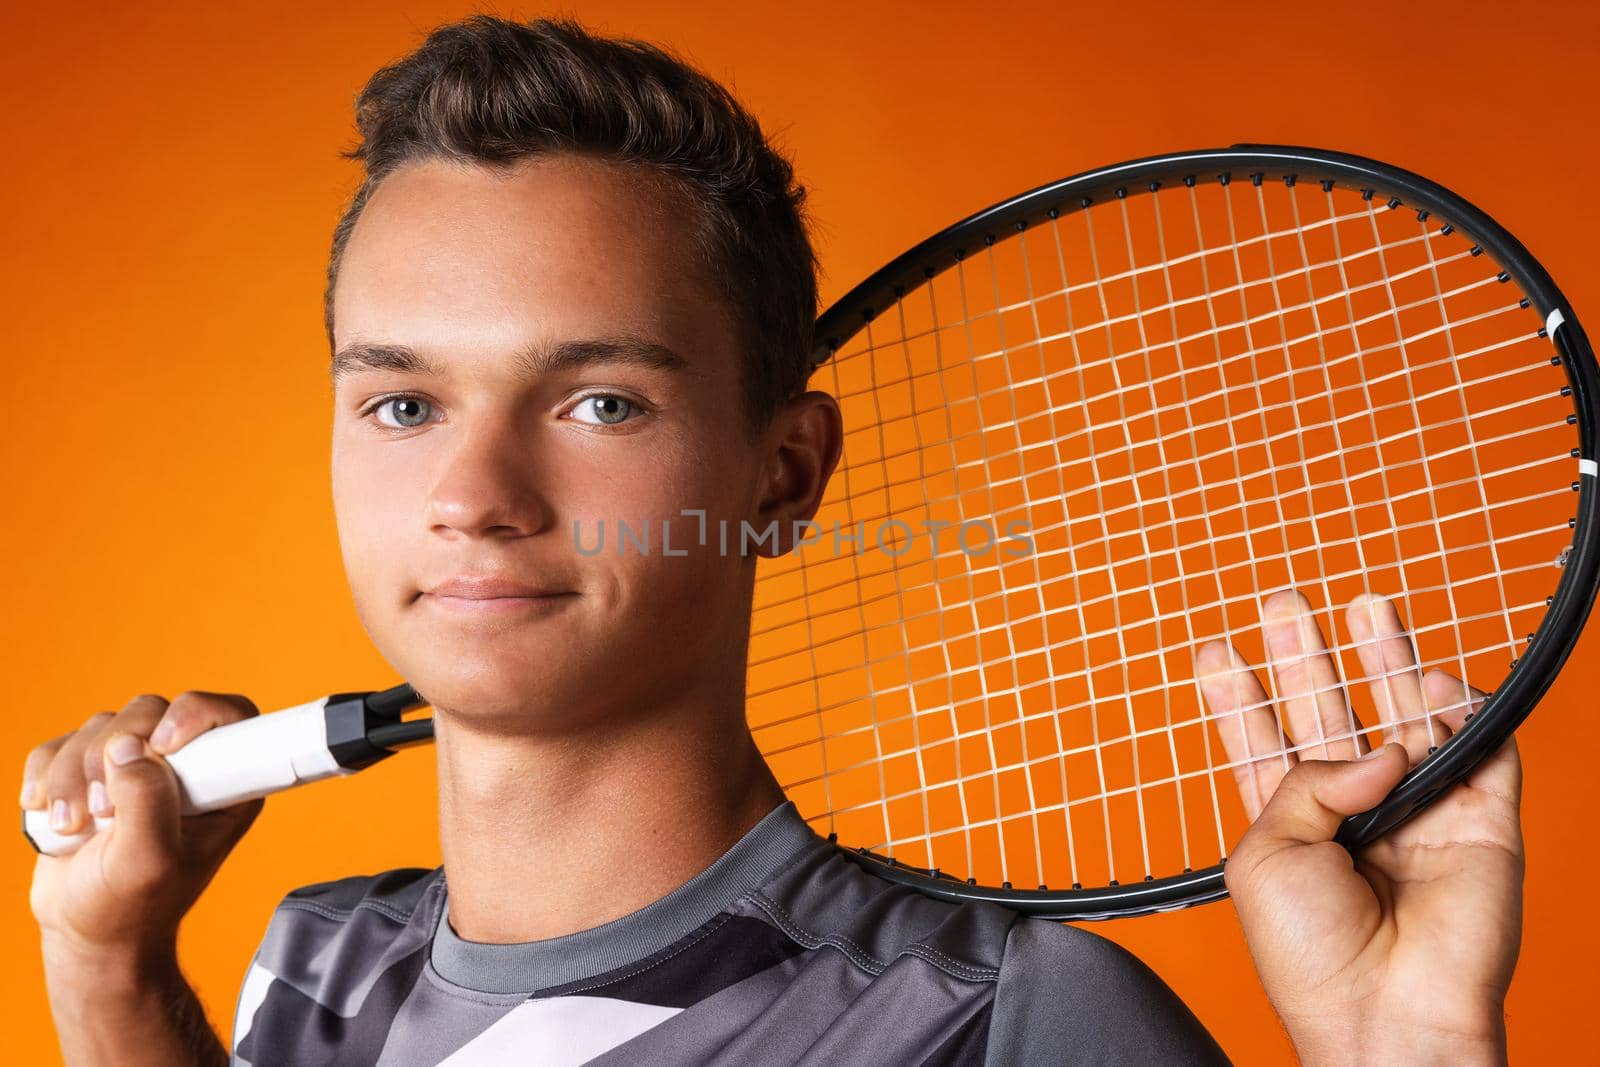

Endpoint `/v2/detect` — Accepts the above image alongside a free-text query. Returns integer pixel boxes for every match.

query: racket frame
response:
[809,144,1600,918]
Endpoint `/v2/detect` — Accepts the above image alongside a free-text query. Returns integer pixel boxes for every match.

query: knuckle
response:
[167,691,207,722]
[124,693,169,715]
[223,693,262,720]
[160,702,198,732]
[24,737,66,774]
[1280,760,1321,788]
[170,689,258,726]
[79,710,115,731]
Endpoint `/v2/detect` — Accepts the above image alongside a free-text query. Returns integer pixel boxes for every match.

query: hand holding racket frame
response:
[1208,591,1522,1059]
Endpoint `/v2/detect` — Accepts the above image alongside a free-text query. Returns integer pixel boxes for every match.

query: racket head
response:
[747,144,1600,919]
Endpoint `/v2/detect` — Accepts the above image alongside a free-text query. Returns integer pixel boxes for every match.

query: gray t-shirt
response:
[229,802,1229,1065]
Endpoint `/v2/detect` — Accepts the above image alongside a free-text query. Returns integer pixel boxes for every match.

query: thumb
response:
[1245,743,1409,851]
[100,732,182,864]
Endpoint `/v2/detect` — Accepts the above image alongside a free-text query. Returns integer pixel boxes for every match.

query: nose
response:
[424,411,556,540]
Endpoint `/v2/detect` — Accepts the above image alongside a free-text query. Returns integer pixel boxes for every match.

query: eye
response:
[364,395,434,429]
[567,394,641,426]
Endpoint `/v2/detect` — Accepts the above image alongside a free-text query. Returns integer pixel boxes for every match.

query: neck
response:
[434,679,786,944]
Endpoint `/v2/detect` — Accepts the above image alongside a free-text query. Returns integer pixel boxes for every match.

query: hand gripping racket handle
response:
[21,684,428,857]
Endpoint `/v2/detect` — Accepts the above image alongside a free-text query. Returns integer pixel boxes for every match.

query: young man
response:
[26,15,1522,1066]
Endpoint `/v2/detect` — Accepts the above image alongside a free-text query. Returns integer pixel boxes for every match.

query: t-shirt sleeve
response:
[985,917,1231,1066]
[227,913,283,1066]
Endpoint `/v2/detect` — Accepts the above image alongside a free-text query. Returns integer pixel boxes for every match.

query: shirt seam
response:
[277,898,417,925]
[419,957,543,1006]
[747,890,1000,983]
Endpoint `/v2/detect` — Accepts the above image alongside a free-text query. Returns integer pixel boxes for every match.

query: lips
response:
[426,575,572,599]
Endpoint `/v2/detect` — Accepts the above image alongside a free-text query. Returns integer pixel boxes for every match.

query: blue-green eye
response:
[569,395,639,426]
[370,396,432,429]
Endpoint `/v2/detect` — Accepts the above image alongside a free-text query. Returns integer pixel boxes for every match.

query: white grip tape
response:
[1547,308,1567,336]
[21,812,112,858]
[22,696,348,858]
[1581,458,1598,478]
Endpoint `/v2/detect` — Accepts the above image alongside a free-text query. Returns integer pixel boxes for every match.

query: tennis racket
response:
[26,145,1599,924]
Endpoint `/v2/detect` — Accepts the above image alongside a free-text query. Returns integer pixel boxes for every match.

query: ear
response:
[751,390,843,558]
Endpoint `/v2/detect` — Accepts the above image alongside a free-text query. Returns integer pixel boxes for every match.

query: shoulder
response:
[738,841,1227,1064]
[277,865,441,924]
[988,917,1231,1065]
[257,870,444,966]
[231,867,443,1065]
[251,865,443,986]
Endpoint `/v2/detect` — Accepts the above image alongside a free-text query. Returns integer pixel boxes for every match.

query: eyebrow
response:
[329,336,695,385]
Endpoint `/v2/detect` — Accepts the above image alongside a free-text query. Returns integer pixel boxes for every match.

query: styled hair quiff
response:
[325,15,818,430]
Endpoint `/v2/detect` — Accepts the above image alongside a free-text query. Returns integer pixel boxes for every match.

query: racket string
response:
[748,468,1572,676]
[830,206,1433,369]
[754,583,1553,735]
[982,238,1056,885]
[952,249,1026,888]
[832,692,1485,841]
[824,244,1495,411]
[1409,206,1521,671]
[776,637,1526,799]
[774,320,1547,571]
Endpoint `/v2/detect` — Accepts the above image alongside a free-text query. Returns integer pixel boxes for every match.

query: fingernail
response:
[149,720,176,751]
[88,780,111,816]
[107,734,145,766]
[19,780,37,808]
[50,798,69,832]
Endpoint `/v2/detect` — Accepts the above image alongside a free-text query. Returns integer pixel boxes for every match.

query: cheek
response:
[331,443,420,605]
[562,424,754,531]
[566,435,755,598]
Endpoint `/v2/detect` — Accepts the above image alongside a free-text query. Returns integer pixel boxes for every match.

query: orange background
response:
[3,2,1596,1062]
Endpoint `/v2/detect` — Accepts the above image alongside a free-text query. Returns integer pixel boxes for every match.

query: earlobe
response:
[753,391,843,558]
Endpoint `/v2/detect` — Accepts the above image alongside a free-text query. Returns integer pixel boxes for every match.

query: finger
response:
[1228,743,1409,877]
[43,710,120,834]
[1420,668,1487,734]
[1346,595,1436,761]
[100,732,183,876]
[81,697,171,810]
[1197,640,1292,819]
[1420,670,1520,808]
[1261,590,1366,760]
[21,732,73,810]
[150,690,261,755]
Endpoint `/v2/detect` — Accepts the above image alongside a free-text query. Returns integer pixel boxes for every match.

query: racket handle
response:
[21,813,114,856]
[21,693,406,857]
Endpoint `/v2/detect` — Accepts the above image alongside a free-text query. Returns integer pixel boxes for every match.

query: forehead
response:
[332,155,734,366]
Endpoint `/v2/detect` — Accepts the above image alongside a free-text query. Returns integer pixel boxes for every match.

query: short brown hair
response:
[325,15,818,430]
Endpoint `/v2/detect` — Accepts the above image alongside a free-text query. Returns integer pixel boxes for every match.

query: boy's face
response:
[329,155,772,728]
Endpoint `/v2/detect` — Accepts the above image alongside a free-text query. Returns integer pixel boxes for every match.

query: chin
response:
[397,655,619,732]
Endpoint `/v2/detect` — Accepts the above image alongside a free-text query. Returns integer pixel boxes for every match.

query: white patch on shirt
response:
[435,995,683,1065]
[231,962,278,1052]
